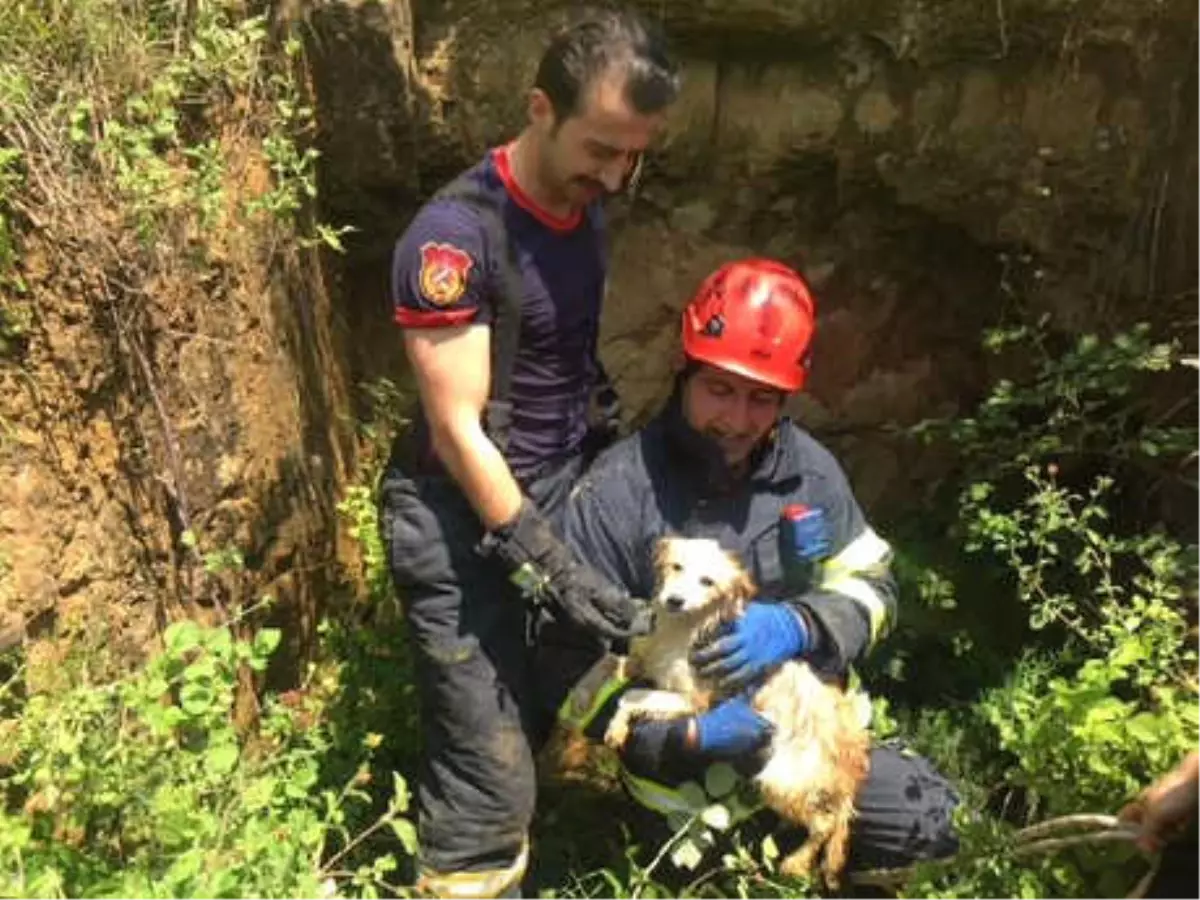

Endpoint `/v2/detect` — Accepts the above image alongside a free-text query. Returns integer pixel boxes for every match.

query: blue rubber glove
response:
[691,695,774,759]
[690,601,810,692]
[620,696,773,782]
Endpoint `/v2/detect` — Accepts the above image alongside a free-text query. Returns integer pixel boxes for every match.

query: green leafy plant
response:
[337,376,415,604]
[875,321,1198,898]
[966,467,1197,816]
[2,1,345,256]
[0,145,30,357]
[0,146,21,270]
[911,319,1194,479]
[0,618,416,899]
[242,34,346,252]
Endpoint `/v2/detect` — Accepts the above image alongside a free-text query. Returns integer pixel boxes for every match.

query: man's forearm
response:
[429,418,523,530]
[432,419,650,641]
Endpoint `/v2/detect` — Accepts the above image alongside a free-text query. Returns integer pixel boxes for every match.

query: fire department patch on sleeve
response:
[418,242,474,307]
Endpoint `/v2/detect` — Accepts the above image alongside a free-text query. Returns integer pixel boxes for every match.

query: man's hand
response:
[690,601,810,692]
[619,695,773,780]
[1119,751,1199,854]
[481,499,652,641]
[687,695,774,759]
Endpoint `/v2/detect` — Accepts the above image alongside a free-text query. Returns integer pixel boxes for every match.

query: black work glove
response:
[479,499,653,642]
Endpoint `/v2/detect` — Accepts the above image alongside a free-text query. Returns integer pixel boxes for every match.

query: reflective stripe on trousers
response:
[416,840,529,899]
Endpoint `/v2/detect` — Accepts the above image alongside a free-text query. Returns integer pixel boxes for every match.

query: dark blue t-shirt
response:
[391,145,607,479]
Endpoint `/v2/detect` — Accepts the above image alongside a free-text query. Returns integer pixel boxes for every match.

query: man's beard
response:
[702,427,757,469]
[542,146,606,206]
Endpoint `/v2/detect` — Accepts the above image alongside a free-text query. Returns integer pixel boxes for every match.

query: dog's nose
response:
[664,594,685,612]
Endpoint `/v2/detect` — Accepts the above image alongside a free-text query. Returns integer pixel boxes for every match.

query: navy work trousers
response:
[378,451,600,878]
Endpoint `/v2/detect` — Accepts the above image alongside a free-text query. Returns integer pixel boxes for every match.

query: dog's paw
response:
[619,688,695,718]
[604,708,635,750]
[604,727,628,751]
[779,844,819,881]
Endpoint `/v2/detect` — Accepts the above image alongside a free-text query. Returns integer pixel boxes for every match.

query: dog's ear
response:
[728,559,758,604]
[652,535,674,580]
[714,554,756,620]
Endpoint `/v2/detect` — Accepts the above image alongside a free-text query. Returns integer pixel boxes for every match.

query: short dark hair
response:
[534,8,680,122]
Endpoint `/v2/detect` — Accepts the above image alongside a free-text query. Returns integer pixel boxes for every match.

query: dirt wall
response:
[1,0,1193,682]
[303,0,1196,514]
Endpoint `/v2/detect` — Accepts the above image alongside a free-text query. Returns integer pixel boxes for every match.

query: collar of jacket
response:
[659,380,799,496]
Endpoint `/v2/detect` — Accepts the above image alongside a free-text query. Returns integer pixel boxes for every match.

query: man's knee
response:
[848,743,960,871]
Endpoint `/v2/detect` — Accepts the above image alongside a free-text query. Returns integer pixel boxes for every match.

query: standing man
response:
[556,259,961,875]
[379,10,679,898]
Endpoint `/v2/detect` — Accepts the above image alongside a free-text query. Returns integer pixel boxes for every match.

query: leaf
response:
[700,803,731,831]
[1126,713,1159,744]
[724,792,762,824]
[1086,697,1129,725]
[143,676,170,699]
[163,706,186,728]
[704,762,738,798]
[206,741,239,775]
[670,836,704,871]
[388,818,418,855]
[391,771,410,813]
[164,620,202,654]
[666,810,692,832]
[180,682,214,716]
[184,657,217,683]
[1181,703,1200,729]
[1109,640,1142,670]
[208,628,234,661]
[761,834,779,863]
[0,809,33,850]
[677,781,707,810]
[253,628,282,658]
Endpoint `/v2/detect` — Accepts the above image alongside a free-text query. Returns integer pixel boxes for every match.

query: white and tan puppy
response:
[605,536,871,887]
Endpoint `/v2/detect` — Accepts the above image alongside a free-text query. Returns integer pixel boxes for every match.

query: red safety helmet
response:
[681,258,817,392]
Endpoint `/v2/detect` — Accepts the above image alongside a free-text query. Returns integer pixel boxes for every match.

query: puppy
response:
[604,536,871,887]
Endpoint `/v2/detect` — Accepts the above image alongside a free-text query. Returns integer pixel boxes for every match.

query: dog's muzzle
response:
[662,594,687,613]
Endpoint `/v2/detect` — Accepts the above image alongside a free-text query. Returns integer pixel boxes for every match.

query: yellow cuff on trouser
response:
[415,839,529,899]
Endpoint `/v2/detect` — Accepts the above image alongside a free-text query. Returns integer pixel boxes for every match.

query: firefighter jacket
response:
[554,388,897,818]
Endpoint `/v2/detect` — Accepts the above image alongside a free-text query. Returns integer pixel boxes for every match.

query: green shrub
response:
[880,321,1198,898]
[0,618,415,899]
